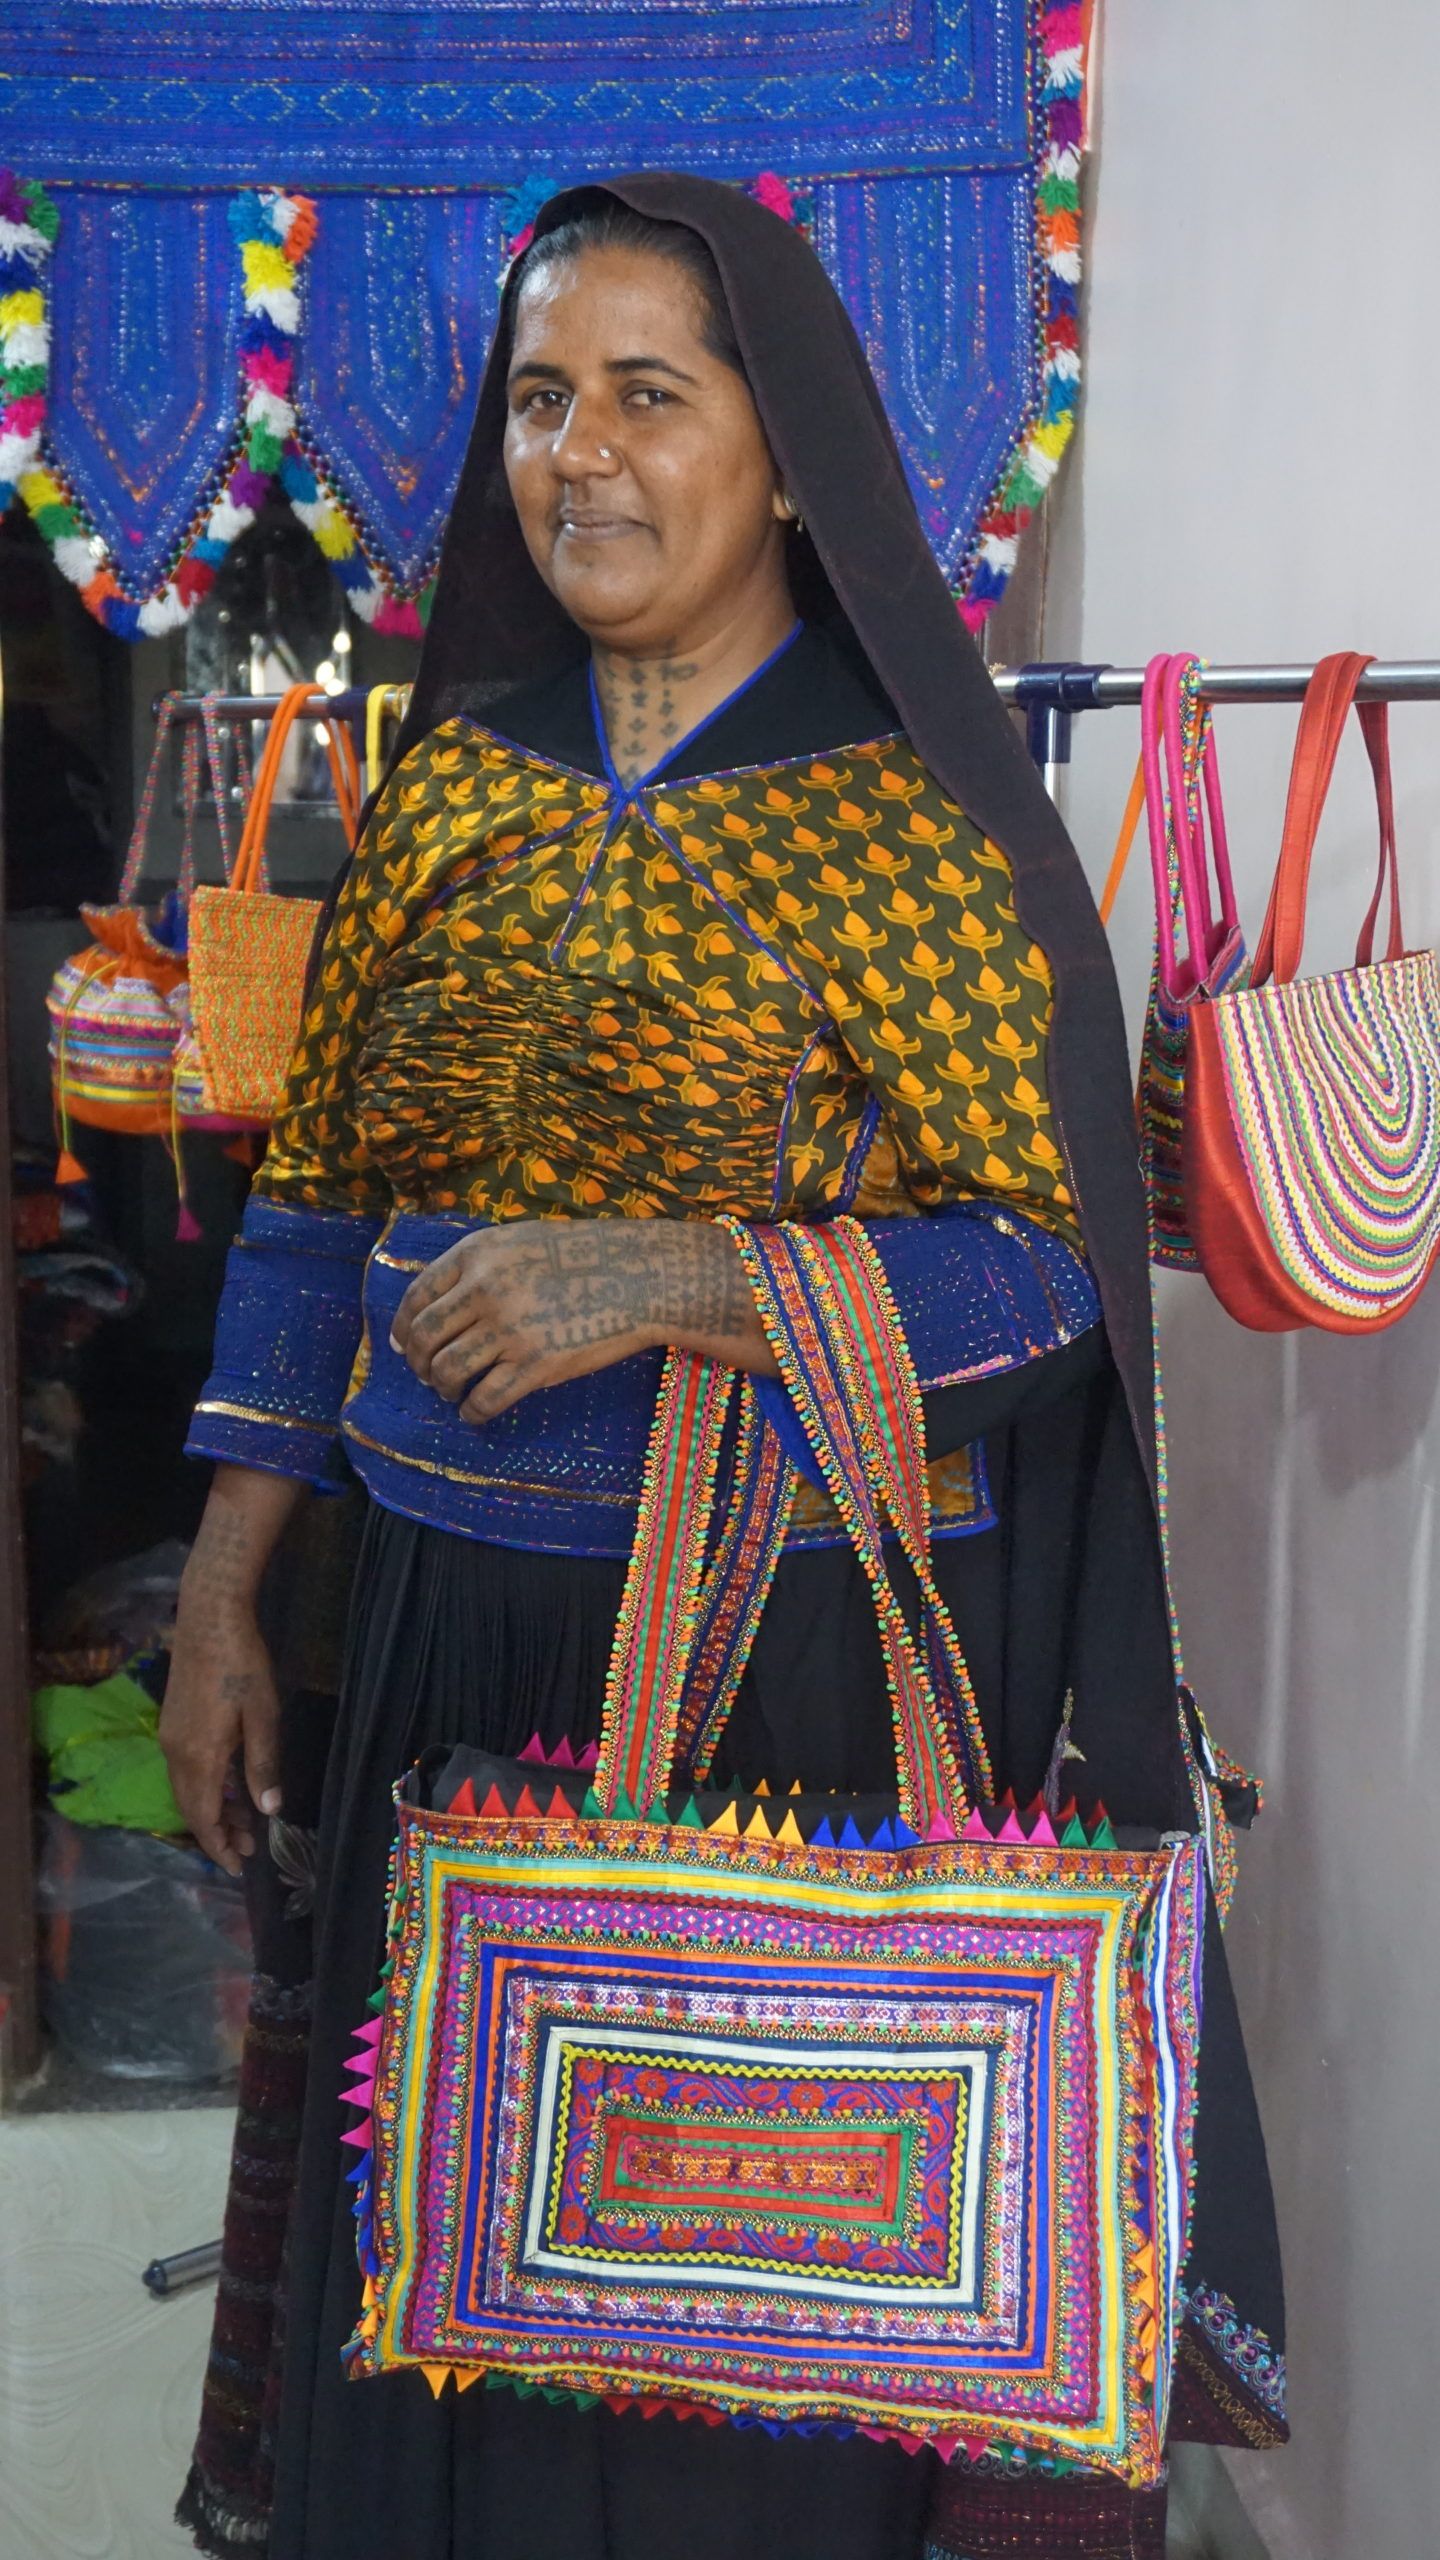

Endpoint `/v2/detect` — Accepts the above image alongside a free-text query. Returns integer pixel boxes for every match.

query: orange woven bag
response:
[176,686,359,1131]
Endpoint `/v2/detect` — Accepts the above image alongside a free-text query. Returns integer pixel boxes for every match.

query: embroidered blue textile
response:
[8,1,1061,596]
[185,1201,1099,1554]
[295,193,507,594]
[46,190,243,596]
[187,1200,385,1494]
[10,4,1029,187]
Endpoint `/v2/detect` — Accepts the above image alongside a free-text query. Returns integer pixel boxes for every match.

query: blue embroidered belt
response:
[188,1202,1100,1559]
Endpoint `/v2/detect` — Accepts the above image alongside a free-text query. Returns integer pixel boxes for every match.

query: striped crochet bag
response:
[340,1216,1206,2488]
[176,683,359,1131]
[1185,652,1440,1331]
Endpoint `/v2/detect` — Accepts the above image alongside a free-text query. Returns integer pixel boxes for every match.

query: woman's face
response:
[504,244,792,655]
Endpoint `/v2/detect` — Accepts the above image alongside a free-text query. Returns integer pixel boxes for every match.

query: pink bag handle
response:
[1162,655,1240,979]
[1144,654,1229,1000]
[1144,652,1239,1001]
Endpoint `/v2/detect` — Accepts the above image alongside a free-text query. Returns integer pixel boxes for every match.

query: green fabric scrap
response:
[32,1666,185,1834]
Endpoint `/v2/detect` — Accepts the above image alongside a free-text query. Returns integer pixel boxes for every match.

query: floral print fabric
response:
[257,722,1077,1242]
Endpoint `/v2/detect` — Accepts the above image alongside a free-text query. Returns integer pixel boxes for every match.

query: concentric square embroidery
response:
[349,1810,1203,2483]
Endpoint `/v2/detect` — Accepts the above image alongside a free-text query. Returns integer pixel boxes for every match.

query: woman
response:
[167,176,1285,2560]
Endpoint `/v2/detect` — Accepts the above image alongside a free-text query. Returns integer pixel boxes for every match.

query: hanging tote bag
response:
[340,1217,1205,2487]
[177,683,360,1130]
[1099,655,1250,1267]
[46,693,215,1156]
[1184,650,1440,1332]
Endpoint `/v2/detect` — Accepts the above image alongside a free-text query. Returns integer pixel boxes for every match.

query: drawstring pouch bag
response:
[46,694,234,1161]
[176,682,359,1132]
[1099,655,1249,1268]
[1184,651,1440,1331]
[340,1216,1205,2488]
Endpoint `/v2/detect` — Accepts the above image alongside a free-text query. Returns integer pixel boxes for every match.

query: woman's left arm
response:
[390,1217,777,1423]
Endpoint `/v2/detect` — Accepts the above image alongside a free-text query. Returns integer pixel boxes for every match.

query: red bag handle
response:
[1251,652,1404,987]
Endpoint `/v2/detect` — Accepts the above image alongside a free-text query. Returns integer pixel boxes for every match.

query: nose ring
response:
[597,445,614,460]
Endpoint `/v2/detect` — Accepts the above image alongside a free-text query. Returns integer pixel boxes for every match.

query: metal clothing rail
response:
[991,658,1440,786]
[151,658,1440,793]
[151,687,383,725]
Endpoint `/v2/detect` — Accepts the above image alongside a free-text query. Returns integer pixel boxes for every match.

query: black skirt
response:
[249,1334,1282,2560]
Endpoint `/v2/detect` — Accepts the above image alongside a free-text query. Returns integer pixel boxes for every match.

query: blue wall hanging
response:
[0,1,1087,641]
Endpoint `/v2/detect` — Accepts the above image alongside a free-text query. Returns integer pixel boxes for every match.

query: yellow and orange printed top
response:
[188,694,1099,1550]
[254,721,1077,1237]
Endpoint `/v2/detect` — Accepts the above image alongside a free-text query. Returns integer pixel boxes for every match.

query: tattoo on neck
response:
[596,651,702,785]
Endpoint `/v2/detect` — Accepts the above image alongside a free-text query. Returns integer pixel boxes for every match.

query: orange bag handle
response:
[1098,752,1146,927]
[230,687,360,894]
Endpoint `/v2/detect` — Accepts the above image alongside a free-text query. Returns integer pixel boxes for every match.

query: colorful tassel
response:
[6,182,319,637]
[959,3,1089,632]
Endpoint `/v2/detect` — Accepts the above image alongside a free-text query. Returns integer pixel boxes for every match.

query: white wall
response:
[1045,10,1440,2557]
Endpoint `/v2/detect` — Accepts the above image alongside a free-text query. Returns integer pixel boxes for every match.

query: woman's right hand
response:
[159,1465,309,1878]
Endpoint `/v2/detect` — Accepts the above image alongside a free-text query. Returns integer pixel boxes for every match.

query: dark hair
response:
[513,194,745,374]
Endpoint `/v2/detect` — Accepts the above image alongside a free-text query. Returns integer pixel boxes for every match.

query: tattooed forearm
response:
[594,647,702,784]
[183,1468,309,1615]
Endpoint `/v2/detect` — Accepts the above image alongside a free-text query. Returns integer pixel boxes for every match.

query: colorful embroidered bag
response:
[46,694,237,1150]
[177,683,360,1130]
[342,1218,1205,2487]
[1100,655,1250,1268]
[1184,651,1440,1332]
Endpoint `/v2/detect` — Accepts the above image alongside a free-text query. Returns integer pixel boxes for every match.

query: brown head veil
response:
[379,173,1159,1487]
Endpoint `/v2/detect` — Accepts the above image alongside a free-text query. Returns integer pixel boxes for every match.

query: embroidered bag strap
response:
[593,1217,987,1836]
[197,694,252,883]
[1145,655,1215,1001]
[592,1352,737,1815]
[119,692,182,903]
[1162,654,1239,984]
[673,1389,796,1783]
[725,1218,986,1832]
[173,717,204,908]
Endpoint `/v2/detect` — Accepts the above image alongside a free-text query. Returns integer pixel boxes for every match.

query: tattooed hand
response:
[391,1217,779,1424]
[160,1467,308,1875]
